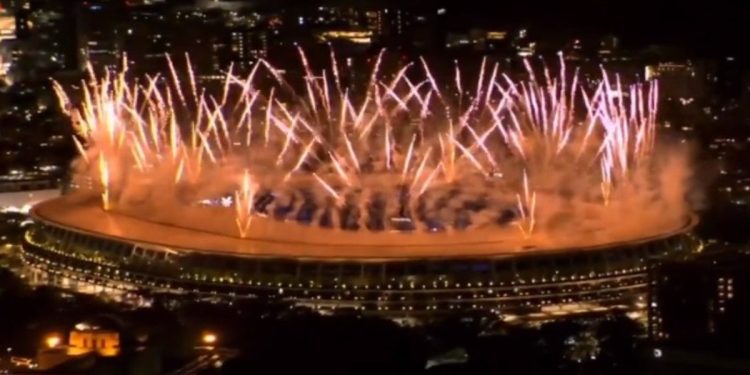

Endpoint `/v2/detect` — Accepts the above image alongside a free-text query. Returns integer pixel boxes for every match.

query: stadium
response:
[19,55,701,320]
[20,192,697,320]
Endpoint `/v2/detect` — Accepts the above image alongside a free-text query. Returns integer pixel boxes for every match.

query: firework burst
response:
[55,51,663,241]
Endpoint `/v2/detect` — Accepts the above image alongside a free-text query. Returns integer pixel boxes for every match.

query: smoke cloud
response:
[56,55,699,251]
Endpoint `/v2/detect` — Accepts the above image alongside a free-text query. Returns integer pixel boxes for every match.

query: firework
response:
[55,52,665,241]
[234,169,255,238]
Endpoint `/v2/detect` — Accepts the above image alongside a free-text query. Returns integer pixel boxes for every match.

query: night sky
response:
[254,0,750,56]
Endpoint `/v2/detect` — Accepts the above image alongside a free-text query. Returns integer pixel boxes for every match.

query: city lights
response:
[45,335,61,349]
[202,332,218,346]
[1,1,747,372]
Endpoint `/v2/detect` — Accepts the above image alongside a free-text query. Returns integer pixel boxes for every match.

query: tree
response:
[595,313,644,374]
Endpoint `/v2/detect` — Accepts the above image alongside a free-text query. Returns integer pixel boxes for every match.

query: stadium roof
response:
[31,194,696,261]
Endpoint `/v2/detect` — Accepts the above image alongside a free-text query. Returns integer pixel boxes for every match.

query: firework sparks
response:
[57,53,665,239]
[515,170,536,238]
[98,155,111,211]
[234,169,256,238]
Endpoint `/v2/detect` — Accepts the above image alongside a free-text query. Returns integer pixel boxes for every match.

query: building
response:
[316,29,371,54]
[365,6,446,51]
[645,61,699,100]
[20,194,698,322]
[37,322,120,370]
[170,7,223,76]
[0,8,14,42]
[77,0,125,72]
[369,8,410,47]
[512,28,536,57]
[227,27,267,71]
[120,3,171,74]
[68,323,120,357]
[408,8,446,51]
[0,8,15,81]
[13,0,79,81]
[644,60,705,141]
[649,248,750,355]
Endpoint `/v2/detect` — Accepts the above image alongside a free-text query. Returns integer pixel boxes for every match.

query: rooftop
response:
[30,194,696,261]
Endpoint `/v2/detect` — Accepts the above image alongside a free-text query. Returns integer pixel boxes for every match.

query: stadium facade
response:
[20,196,698,321]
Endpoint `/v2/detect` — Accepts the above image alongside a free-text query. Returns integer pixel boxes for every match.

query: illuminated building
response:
[562,39,584,61]
[645,60,704,140]
[369,8,410,46]
[486,31,508,41]
[445,32,471,49]
[644,62,697,99]
[170,7,223,76]
[300,6,364,28]
[120,3,171,74]
[446,29,508,51]
[363,7,446,50]
[170,5,262,77]
[13,0,79,81]
[228,27,267,70]
[649,249,750,349]
[21,196,698,322]
[316,30,372,45]
[0,10,15,42]
[512,28,536,57]
[37,322,120,370]
[78,1,125,72]
[0,9,15,80]
[517,42,536,57]
[365,10,379,34]
[67,323,120,357]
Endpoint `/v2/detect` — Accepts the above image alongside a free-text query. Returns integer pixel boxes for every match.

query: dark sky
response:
[257,0,750,56]
[463,1,750,54]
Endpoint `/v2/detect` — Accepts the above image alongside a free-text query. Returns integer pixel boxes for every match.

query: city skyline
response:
[0,1,750,374]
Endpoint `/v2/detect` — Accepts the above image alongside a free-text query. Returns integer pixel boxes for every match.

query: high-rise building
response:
[364,7,447,52]
[649,248,750,355]
[171,3,267,77]
[227,27,267,71]
[0,8,14,42]
[0,7,15,81]
[120,3,170,74]
[13,0,79,81]
[644,61,697,100]
[78,1,126,72]
[408,8,446,51]
[370,8,410,46]
[170,7,216,75]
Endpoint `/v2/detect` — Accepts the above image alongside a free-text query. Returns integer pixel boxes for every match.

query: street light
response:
[45,335,61,349]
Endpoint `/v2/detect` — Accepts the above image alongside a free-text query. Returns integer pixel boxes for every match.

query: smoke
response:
[56,55,699,249]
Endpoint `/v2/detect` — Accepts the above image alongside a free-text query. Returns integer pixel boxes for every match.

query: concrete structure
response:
[68,323,119,357]
[22,195,698,321]
[37,322,119,370]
